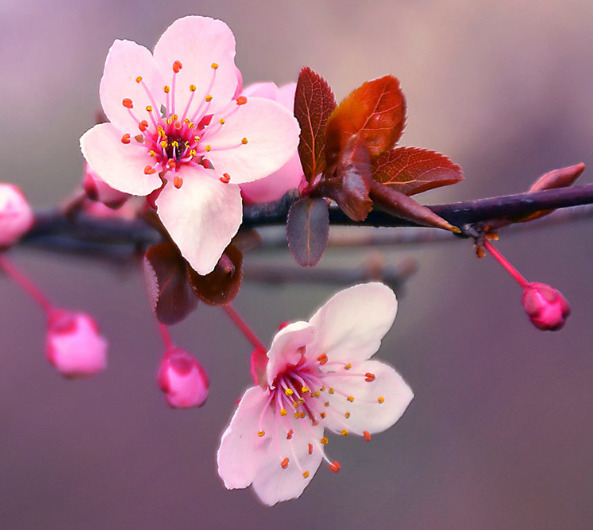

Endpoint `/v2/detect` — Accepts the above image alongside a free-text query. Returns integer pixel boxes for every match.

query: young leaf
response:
[286,197,330,267]
[373,147,464,195]
[144,242,198,325]
[187,244,243,306]
[294,67,336,182]
[325,75,406,165]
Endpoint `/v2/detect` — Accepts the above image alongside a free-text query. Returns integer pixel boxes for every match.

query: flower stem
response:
[222,304,267,352]
[0,255,53,313]
[483,240,529,288]
[158,322,175,351]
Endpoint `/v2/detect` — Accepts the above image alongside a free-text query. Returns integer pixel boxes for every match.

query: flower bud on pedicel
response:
[46,310,108,377]
[522,282,571,331]
[0,184,34,248]
[158,348,209,408]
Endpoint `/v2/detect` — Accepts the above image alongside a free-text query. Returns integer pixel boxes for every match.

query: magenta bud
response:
[522,282,571,331]
[0,183,34,248]
[158,348,209,408]
[46,310,108,377]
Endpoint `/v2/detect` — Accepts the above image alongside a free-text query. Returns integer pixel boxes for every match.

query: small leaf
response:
[325,75,406,165]
[294,67,337,182]
[373,147,463,195]
[319,136,373,221]
[144,242,198,325]
[370,180,460,233]
[286,197,330,267]
[187,244,243,306]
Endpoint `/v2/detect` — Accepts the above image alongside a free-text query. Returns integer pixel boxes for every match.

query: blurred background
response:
[1,0,593,528]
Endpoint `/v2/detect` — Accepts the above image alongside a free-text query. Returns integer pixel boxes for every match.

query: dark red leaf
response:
[369,180,460,233]
[294,67,336,182]
[144,242,198,325]
[373,147,463,195]
[187,245,243,306]
[286,197,330,267]
[325,75,406,165]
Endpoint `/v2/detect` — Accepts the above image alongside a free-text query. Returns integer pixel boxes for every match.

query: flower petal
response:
[155,166,242,275]
[321,359,413,435]
[153,16,239,117]
[80,123,161,196]
[308,282,398,364]
[266,321,316,386]
[204,97,300,184]
[217,386,270,489]
[100,39,164,133]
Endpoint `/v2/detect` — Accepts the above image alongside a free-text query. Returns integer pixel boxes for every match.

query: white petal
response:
[266,322,316,386]
[155,167,242,275]
[80,123,161,196]
[321,359,413,435]
[308,283,398,364]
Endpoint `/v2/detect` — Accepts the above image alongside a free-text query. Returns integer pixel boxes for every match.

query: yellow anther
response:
[347,396,354,403]
[161,141,168,148]
[303,471,310,479]
[171,140,179,147]
[164,85,170,93]
[284,388,293,396]
[300,412,306,418]
[171,114,178,121]
[345,412,351,418]
[257,430,265,437]
[320,412,327,419]
[301,386,310,393]
[146,105,153,112]
[158,126,165,135]
[328,388,335,395]
[184,117,190,124]
[324,402,329,407]
[205,145,211,152]
[189,84,196,92]
[280,409,288,416]
[211,62,219,69]
[320,437,329,445]
[378,396,385,404]
[241,137,248,144]
[294,412,300,419]
[188,122,195,129]
[341,429,349,437]
[149,150,156,157]
[205,95,213,102]
[135,76,143,83]
[345,363,352,370]
[293,401,299,408]
[166,118,172,125]
[219,118,225,124]
[194,135,200,142]
[189,149,197,156]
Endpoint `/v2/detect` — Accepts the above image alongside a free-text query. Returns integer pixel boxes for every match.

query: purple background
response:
[1,0,593,528]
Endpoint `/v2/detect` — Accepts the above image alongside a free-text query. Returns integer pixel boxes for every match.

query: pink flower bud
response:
[158,348,209,408]
[0,184,34,247]
[522,282,571,331]
[46,311,108,377]
[83,164,129,209]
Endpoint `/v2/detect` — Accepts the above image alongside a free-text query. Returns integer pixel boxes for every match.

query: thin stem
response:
[158,322,175,351]
[0,255,53,313]
[222,304,267,352]
[483,240,529,288]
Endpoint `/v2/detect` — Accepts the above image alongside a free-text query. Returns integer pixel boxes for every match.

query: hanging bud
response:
[0,183,34,248]
[522,282,571,331]
[46,310,108,377]
[158,348,209,408]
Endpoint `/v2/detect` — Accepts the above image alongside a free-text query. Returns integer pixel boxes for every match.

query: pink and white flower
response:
[80,16,300,275]
[158,347,209,408]
[217,283,413,505]
[0,183,34,248]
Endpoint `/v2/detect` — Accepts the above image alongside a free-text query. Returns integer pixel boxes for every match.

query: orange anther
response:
[317,354,328,365]
[135,76,143,83]
[281,458,289,469]
[173,60,182,73]
[329,461,341,473]
[341,429,348,437]
[220,173,231,184]
[257,430,265,437]
[365,372,376,382]
[144,166,156,175]
[120,133,131,144]
[146,105,153,112]
[308,444,313,455]
[344,412,350,418]
[344,363,352,370]
[211,62,219,69]
[189,84,196,92]
[138,120,149,132]
[320,437,328,445]
[174,176,183,189]
[363,431,372,442]
[286,429,293,440]
[205,95,213,102]
[347,396,354,403]
[303,471,310,479]
[241,137,248,145]
[236,96,247,105]
[122,98,133,109]
[163,85,170,94]
[377,396,385,404]
[167,159,176,168]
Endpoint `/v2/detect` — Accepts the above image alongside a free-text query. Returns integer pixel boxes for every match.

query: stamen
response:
[236,96,247,105]
[144,166,156,175]
[320,412,327,419]
[219,118,226,125]
[377,396,385,404]
[146,105,153,112]
[365,372,376,382]
[138,120,149,132]
[301,386,310,393]
[241,137,248,144]
[257,430,265,437]
[341,429,348,437]
[286,429,293,440]
[328,388,335,394]
[134,134,144,143]
[345,363,352,370]
[363,431,372,442]
[174,176,183,189]
[320,437,329,445]
[205,95,213,102]
[163,85,170,93]
[189,84,196,92]
[135,76,142,83]
[122,98,133,109]
[303,471,310,479]
[280,408,288,416]
[281,458,289,469]
[317,354,328,365]
[172,60,183,73]
[347,396,354,403]
[121,134,131,144]
[345,412,350,418]
[308,444,313,455]
[211,62,219,69]
[329,461,341,473]
[220,173,231,184]
[205,145,211,152]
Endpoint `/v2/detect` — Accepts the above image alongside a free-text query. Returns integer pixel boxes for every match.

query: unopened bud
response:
[83,164,129,208]
[158,348,209,408]
[522,282,571,331]
[0,184,34,248]
[46,310,108,377]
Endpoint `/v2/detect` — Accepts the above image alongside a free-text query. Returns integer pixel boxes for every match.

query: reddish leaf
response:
[187,244,243,306]
[325,75,406,165]
[286,197,330,267]
[144,242,198,325]
[319,136,373,221]
[294,67,336,182]
[369,180,460,233]
[373,147,463,195]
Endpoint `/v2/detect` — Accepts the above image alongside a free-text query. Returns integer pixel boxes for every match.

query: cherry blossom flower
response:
[0,183,34,248]
[80,16,300,275]
[158,347,209,408]
[46,310,108,378]
[217,283,413,505]
[239,82,305,204]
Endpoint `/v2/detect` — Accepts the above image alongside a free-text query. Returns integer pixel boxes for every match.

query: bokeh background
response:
[1,0,593,528]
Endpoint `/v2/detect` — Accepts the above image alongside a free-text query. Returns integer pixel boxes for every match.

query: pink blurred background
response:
[2,0,593,528]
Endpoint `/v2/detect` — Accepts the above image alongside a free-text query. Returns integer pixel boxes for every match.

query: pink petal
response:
[308,283,398,364]
[321,359,413,435]
[204,97,300,184]
[217,386,270,489]
[153,16,239,117]
[276,82,297,109]
[266,321,316,386]
[100,39,164,133]
[242,82,279,100]
[80,123,162,196]
[155,166,242,275]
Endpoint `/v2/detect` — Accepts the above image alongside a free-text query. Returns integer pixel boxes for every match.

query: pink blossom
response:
[240,82,306,204]
[46,310,108,378]
[522,282,571,331]
[80,16,300,275]
[158,347,209,408]
[217,283,413,505]
[0,184,34,248]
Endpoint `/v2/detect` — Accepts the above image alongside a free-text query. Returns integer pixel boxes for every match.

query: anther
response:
[134,135,144,143]
[347,396,354,403]
[329,461,341,473]
[166,118,173,125]
[122,98,133,109]
[220,173,231,184]
[121,133,131,144]
[257,430,265,437]
[328,388,335,395]
[281,458,289,469]
[320,412,327,419]
[377,396,385,404]
[205,145,211,152]
[135,76,142,83]
[174,176,183,189]
[167,159,176,168]
[308,444,313,455]
[171,114,178,121]
[241,137,248,145]
[301,386,310,393]
[149,150,156,157]
[341,429,349,437]
[365,372,376,382]
[285,388,294,396]
[146,105,153,112]
[363,431,372,442]
[286,429,293,440]
[303,471,310,479]
[164,85,170,94]
[280,408,288,416]
[345,412,350,418]
[324,402,329,407]
[205,95,213,102]
[345,363,352,370]
[189,149,197,157]
[236,96,247,105]
[161,140,168,149]
[211,62,219,69]
[144,166,156,175]
[138,120,149,132]
[173,60,182,73]
[320,437,329,445]
[189,84,196,92]
[317,354,328,365]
